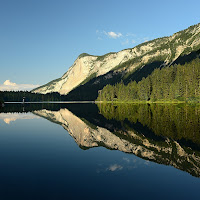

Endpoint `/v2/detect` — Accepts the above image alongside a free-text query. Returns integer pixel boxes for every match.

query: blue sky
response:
[0,0,200,90]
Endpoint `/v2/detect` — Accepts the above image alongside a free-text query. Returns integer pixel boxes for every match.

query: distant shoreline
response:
[3,101,200,105]
[4,101,95,104]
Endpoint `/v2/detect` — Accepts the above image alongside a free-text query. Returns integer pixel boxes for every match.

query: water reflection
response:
[0,113,40,124]
[96,157,151,174]
[98,103,200,145]
[1,103,200,177]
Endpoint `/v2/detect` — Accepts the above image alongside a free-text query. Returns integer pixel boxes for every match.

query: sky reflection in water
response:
[0,103,200,200]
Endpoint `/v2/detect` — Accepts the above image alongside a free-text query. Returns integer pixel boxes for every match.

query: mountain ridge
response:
[32,23,200,98]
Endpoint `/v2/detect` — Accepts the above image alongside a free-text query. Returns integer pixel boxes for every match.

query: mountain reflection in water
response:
[1,103,200,177]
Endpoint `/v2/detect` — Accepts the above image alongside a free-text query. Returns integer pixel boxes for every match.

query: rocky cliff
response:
[33,108,200,177]
[32,23,200,96]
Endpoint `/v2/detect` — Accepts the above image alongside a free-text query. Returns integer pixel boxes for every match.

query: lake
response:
[0,103,200,200]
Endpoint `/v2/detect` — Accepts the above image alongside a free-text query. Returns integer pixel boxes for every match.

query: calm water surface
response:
[0,103,200,200]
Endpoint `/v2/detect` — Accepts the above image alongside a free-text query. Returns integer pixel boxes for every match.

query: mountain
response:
[32,23,200,100]
[32,104,200,178]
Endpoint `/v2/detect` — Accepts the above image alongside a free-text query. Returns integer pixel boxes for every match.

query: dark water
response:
[0,103,200,200]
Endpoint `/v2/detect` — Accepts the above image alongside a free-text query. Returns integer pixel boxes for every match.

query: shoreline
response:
[3,100,200,105]
[4,101,95,104]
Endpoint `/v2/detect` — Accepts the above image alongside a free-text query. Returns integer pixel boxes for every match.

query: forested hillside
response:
[97,58,200,102]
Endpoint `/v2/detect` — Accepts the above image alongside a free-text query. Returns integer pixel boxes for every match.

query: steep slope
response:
[32,23,200,98]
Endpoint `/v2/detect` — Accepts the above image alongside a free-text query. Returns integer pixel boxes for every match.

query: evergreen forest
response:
[97,58,200,103]
[0,91,66,103]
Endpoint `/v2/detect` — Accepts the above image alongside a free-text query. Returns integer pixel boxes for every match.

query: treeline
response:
[0,91,68,102]
[97,58,200,102]
[0,92,3,103]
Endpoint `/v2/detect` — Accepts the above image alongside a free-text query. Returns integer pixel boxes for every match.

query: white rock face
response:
[32,23,200,95]
[33,108,200,177]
